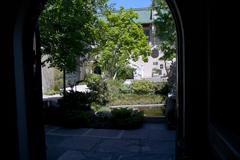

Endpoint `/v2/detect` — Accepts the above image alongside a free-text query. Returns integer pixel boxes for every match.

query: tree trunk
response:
[110,43,119,79]
[63,67,66,96]
[113,71,118,80]
[164,60,170,77]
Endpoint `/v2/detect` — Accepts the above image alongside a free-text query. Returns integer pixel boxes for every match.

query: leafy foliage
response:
[131,80,156,95]
[154,82,169,95]
[111,108,144,129]
[167,61,177,93]
[95,7,151,79]
[57,90,94,128]
[154,0,176,62]
[40,0,103,72]
[109,94,165,106]
[61,110,94,128]
[58,91,92,111]
[117,66,135,80]
[119,84,132,94]
[85,74,109,105]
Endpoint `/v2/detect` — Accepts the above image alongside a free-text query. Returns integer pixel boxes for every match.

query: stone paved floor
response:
[45,123,176,160]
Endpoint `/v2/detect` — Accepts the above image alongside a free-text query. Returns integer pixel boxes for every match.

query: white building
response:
[129,7,171,81]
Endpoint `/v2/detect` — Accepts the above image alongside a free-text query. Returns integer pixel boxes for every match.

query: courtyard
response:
[45,123,175,160]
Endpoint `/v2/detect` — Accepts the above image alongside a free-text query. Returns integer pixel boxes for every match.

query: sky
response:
[108,0,152,9]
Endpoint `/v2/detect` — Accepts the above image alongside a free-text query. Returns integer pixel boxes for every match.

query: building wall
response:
[41,7,170,90]
[130,52,170,80]
[41,55,55,93]
[131,8,170,80]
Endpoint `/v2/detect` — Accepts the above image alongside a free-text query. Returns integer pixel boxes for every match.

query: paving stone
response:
[58,150,85,160]
[118,153,174,160]
[95,139,140,153]
[48,128,89,136]
[121,129,149,140]
[58,137,100,151]
[57,150,113,160]
[142,123,168,130]
[141,140,175,154]
[47,147,67,160]
[46,135,69,148]
[82,152,113,160]
[148,130,176,141]
[85,129,121,138]
[45,125,59,133]
[45,123,177,159]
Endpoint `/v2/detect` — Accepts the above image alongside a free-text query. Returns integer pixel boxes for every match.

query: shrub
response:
[131,80,155,95]
[58,91,91,111]
[97,107,111,112]
[53,69,63,91]
[168,61,177,94]
[120,84,132,94]
[60,110,94,128]
[44,89,59,95]
[91,102,102,112]
[106,80,123,96]
[43,106,61,125]
[91,110,112,129]
[117,66,135,80]
[109,94,164,106]
[154,82,169,95]
[111,108,144,129]
[86,74,109,105]
[57,91,94,128]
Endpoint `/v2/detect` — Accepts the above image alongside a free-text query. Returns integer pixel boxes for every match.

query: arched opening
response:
[8,2,182,159]
[38,0,180,159]
[8,0,238,160]
[10,0,182,160]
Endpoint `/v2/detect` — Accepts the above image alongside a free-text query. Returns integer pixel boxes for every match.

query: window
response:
[144,29,150,42]
[153,62,158,65]
[160,64,164,69]
[152,68,162,77]
[151,48,159,58]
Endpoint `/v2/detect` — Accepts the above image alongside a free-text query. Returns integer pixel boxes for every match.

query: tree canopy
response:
[39,0,107,72]
[95,7,151,79]
[154,0,176,61]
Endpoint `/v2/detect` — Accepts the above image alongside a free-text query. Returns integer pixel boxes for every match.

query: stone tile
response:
[142,123,168,130]
[45,125,59,133]
[59,137,100,151]
[58,150,113,160]
[48,128,89,136]
[95,139,140,153]
[46,135,69,149]
[141,140,175,154]
[148,130,176,141]
[85,129,121,138]
[121,129,149,140]
[58,150,85,160]
[46,123,176,160]
[118,153,174,160]
[47,147,67,160]
[82,152,113,160]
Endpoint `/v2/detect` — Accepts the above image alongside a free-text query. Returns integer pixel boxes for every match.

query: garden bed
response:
[109,94,166,106]
[110,104,165,117]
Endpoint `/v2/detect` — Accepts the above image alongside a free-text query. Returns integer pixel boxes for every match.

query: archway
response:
[5,0,189,160]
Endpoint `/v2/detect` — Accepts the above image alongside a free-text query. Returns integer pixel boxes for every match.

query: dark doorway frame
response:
[2,0,217,160]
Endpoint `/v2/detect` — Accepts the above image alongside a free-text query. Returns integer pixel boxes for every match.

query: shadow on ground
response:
[45,123,176,160]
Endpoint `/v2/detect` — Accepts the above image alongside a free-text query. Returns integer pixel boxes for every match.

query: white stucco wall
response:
[41,55,55,93]
[129,50,169,80]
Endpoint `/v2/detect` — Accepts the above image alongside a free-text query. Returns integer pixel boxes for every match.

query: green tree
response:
[39,0,107,94]
[154,0,176,75]
[95,7,151,79]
